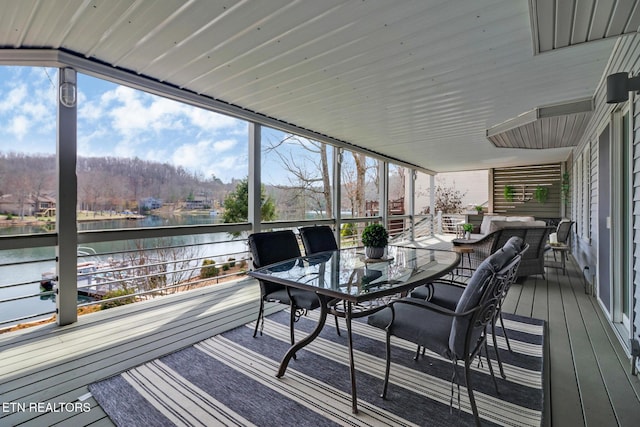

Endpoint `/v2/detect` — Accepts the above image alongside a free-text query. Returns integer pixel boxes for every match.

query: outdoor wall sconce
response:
[606,72,640,104]
[59,67,77,108]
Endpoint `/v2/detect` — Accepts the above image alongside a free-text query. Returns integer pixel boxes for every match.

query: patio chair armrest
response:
[427,279,467,289]
[390,297,477,317]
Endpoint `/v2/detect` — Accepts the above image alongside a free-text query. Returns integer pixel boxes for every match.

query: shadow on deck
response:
[1,248,639,426]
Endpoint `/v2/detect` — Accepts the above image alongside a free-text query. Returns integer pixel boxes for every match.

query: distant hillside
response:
[0,152,239,212]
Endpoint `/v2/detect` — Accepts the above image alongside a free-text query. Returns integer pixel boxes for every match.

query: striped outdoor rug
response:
[90,309,545,427]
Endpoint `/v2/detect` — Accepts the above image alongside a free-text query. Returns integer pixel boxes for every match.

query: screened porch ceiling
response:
[0,0,637,173]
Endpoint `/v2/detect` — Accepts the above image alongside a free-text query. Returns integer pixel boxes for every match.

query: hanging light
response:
[59,68,77,108]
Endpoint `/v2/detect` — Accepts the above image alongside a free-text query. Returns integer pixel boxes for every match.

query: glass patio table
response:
[247,244,460,414]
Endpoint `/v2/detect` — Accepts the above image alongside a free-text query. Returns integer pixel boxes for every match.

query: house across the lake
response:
[0,194,56,218]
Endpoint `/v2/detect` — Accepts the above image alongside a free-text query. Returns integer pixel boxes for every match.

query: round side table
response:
[453,245,474,277]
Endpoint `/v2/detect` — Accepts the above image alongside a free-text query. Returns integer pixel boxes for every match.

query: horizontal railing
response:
[0,223,254,328]
[0,216,434,329]
[438,213,465,235]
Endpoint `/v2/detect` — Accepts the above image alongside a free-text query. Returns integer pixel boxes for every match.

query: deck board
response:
[2,247,640,426]
[544,265,585,427]
[559,264,618,426]
[575,278,640,426]
[0,279,267,426]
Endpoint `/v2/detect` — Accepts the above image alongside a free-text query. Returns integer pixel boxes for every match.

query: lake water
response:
[0,215,247,327]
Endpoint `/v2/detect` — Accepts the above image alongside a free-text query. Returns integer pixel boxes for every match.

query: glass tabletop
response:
[248,245,460,303]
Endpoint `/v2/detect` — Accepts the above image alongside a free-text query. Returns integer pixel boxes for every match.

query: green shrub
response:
[227,257,236,268]
[341,222,356,237]
[222,263,230,271]
[200,259,220,278]
[100,288,136,310]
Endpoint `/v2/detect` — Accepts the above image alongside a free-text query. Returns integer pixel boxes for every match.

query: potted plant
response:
[561,172,570,205]
[361,223,389,259]
[474,205,484,214]
[462,223,474,240]
[534,185,548,204]
[503,185,515,202]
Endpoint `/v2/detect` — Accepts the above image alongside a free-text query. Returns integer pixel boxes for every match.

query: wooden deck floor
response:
[504,255,640,427]
[1,252,639,426]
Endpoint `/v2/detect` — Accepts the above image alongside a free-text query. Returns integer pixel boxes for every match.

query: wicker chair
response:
[453,225,553,278]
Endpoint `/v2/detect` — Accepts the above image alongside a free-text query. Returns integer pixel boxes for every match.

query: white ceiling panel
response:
[0,0,630,172]
[531,0,639,53]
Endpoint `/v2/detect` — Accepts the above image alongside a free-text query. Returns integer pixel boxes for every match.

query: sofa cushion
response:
[488,220,546,233]
[480,215,506,235]
[479,215,536,235]
[506,216,535,222]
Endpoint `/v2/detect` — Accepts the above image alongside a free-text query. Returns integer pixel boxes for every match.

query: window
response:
[388,164,408,237]
[582,146,591,240]
[261,127,333,221]
[0,66,57,234]
[340,149,379,218]
[414,171,432,215]
[76,74,248,229]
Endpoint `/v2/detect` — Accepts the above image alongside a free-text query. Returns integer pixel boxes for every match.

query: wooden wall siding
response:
[570,34,640,351]
[492,163,562,217]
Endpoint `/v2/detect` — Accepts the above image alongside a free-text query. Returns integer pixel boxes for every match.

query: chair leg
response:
[414,345,421,360]
[253,299,265,338]
[465,357,482,427]
[381,330,392,399]
[334,314,341,336]
[483,339,499,394]
[491,319,506,379]
[499,311,512,352]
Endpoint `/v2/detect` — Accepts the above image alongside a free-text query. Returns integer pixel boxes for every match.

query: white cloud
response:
[212,139,237,152]
[101,86,185,135]
[186,107,241,132]
[0,68,250,181]
[0,85,28,113]
[170,138,246,181]
[9,115,29,139]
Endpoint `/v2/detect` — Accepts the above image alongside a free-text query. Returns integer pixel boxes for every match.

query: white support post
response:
[56,68,78,326]
[409,169,416,241]
[248,123,262,233]
[379,161,388,228]
[430,174,436,235]
[333,148,342,247]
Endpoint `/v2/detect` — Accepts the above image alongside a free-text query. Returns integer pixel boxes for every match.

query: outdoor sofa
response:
[454,225,553,278]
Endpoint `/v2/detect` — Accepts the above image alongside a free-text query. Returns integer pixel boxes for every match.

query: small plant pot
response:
[465,231,471,240]
[365,246,385,259]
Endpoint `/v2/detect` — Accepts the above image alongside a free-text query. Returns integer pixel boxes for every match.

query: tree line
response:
[0,145,405,221]
[0,152,238,214]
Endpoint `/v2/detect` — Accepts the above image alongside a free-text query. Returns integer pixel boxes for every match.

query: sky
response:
[0,66,288,184]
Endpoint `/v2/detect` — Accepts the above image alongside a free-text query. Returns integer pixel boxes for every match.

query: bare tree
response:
[264,134,332,218]
[4,154,32,219]
[123,238,201,296]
